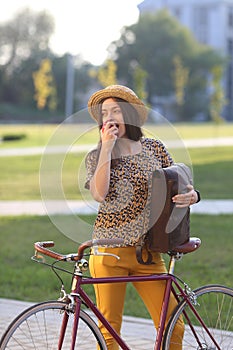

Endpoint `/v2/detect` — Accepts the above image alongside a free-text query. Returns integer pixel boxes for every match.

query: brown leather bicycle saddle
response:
[171,237,201,254]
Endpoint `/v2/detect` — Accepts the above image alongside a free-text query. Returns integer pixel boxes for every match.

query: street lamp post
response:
[65,53,75,120]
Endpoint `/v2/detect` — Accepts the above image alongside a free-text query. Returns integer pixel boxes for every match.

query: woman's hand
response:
[89,121,119,203]
[172,184,198,208]
[101,121,119,151]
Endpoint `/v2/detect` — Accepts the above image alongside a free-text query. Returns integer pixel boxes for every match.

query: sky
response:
[1,0,142,65]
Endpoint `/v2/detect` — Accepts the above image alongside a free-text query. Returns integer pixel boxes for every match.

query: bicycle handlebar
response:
[34,237,201,262]
[34,238,125,261]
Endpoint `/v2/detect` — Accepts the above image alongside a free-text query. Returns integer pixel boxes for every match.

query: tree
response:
[131,62,148,101]
[0,8,54,75]
[89,59,117,87]
[172,55,189,106]
[109,10,225,120]
[209,65,226,123]
[33,58,57,111]
[0,8,55,112]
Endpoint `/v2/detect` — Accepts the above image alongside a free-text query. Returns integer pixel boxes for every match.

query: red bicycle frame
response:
[69,273,185,350]
[34,238,207,350]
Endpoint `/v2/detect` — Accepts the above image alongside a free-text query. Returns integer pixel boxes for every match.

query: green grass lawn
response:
[189,146,233,199]
[1,122,233,149]
[0,153,87,200]
[0,124,57,148]
[1,123,233,200]
[0,146,233,200]
[0,214,232,318]
[0,124,99,149]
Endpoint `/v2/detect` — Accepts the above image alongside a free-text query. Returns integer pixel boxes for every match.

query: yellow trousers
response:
[89,246,184,350]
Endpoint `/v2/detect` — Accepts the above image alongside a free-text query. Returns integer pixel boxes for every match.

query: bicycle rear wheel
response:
[163,284,233,350]
[0,300,107,349]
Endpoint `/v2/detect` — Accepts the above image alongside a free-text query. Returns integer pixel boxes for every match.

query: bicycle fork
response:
[58,311,69,350]
[56,277,83,350]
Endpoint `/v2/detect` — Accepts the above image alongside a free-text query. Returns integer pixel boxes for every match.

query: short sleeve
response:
[158,141,174,168]
[143,138,174,168]
[84,149,98,189]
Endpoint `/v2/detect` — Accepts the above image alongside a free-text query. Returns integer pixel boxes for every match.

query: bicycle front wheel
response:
[0,300,107,349]
[163,284,233,350]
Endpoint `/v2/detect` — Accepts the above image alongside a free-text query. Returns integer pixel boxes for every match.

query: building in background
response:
[138,0,233,120]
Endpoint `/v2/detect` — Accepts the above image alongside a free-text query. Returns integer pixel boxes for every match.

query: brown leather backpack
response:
[136,163,193,264]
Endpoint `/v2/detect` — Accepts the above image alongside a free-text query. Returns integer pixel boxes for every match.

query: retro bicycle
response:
[1,237,233,349]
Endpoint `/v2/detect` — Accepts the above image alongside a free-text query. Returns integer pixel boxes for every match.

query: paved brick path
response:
[0,298,155,349]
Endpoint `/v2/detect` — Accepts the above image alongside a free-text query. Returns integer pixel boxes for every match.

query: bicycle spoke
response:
[0,301,107,350]
[163,285,233,349]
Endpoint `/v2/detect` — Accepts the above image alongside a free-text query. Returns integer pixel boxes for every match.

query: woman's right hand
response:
[101,121,119,150]
[89,121,119,202]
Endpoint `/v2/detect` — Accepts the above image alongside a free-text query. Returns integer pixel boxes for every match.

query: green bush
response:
[1,134,26,141]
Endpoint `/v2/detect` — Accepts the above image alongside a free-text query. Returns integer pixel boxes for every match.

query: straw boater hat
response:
[88,85,148,125]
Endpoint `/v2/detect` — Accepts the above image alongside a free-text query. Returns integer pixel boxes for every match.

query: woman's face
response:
[101,98,126,138]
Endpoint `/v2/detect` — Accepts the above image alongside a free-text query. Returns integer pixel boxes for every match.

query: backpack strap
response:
[135,244,155,265]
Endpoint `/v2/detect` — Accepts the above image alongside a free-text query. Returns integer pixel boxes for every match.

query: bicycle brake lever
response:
[32,251,46,263]
[93,246,120,260]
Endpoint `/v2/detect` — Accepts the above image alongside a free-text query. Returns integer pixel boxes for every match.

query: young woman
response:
[85,85,200,350]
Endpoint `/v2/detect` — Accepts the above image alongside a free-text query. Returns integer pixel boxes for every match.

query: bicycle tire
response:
[163,284,233,349]
[0,300,107,350]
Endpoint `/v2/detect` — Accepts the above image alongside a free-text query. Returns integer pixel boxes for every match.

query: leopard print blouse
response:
[85,138,173,246]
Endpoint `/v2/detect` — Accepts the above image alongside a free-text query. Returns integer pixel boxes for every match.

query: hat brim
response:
[88,86,148,125]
